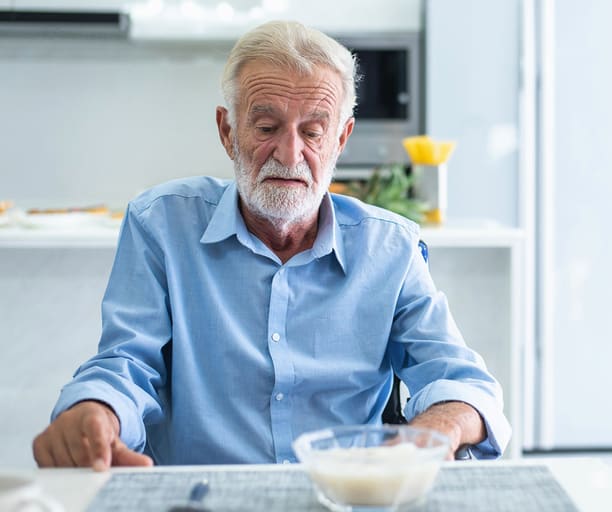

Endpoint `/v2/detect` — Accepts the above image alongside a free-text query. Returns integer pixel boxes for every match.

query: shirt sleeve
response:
[390,239,512,459]
[51,202,171,452]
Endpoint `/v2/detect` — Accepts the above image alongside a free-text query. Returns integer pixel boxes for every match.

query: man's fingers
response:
[112,440,153,467]
[50,436,79,467]
[63,428,94,467]
[33,424,78,468]
[32,433,58,468]
[81,411,115,470]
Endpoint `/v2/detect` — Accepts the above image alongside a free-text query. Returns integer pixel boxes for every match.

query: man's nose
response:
[273,128,305,169]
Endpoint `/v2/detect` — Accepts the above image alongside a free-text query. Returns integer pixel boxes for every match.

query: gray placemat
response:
[86,465,579,512]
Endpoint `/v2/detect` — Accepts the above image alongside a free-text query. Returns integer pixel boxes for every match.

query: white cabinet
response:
[14,1,128,9]
[0,243,117,469]
[128,0,423,41]
[6,1,424,41]
[280,0,423,34]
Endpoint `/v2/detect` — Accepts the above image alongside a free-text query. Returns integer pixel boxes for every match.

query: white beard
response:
[233,144,336,230]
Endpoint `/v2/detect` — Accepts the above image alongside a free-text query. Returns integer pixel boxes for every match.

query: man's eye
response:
[304,131,322,139]
[257,126,275,134]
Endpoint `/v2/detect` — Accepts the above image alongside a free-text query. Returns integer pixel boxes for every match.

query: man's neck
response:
[240,204,319,264]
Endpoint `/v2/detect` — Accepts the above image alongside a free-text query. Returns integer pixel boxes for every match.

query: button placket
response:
[267,266,295,464]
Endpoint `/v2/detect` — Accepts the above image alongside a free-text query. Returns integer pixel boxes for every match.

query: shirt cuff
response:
[51,379,148,452]
[403,378,512,459]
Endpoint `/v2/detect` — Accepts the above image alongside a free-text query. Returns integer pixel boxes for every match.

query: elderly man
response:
[33,20,510,470]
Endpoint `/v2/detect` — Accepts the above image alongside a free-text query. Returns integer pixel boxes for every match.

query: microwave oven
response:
[334,32,422,170]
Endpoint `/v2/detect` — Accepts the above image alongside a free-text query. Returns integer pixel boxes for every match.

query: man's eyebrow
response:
[248,105,331,121]
[250,105,276,116]
[308,110,330,121]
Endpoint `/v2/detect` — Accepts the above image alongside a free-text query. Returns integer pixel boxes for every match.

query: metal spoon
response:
[168,479,210,512]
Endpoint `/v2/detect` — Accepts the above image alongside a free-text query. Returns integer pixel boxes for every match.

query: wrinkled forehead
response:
[236,60,344,120]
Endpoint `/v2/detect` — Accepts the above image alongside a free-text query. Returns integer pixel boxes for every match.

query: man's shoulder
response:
[330,192,420,240]
[130,176,232,213]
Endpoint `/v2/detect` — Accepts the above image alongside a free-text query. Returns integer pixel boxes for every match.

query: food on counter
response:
[27,205,110,215]
[0,200,15,226]
[0,202,125,230]
[18,204,122,230]
[0,200,14,214]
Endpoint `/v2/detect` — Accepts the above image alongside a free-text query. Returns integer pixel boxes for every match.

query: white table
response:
[13,457,612,512]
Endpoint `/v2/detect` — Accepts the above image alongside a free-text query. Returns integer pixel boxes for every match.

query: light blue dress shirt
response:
[52,176,511,463]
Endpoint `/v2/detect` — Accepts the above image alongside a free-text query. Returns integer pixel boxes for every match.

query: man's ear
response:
[337,117,355,154]
[216,106,235,160]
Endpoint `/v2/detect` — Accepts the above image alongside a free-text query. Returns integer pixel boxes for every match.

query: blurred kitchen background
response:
[1,0,611,467]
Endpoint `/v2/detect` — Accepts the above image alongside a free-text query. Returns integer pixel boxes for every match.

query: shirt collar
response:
[200,181,246,245]
[201,182,346,273]
[312,192,347,273]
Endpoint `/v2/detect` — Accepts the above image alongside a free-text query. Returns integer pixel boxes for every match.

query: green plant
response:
[347,163,427,223]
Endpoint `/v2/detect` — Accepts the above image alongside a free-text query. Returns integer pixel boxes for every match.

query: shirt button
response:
[275,393,284,401]
[271,333,281,342]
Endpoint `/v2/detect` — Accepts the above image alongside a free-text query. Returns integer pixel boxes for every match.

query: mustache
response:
[257,159,313,185]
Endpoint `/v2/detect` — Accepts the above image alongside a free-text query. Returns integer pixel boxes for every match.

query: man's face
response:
[224,60,353,225]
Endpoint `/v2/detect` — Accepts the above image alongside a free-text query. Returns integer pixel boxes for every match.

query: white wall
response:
[0,39,234,209]
[542,0,612,448]
[426,0,520,227]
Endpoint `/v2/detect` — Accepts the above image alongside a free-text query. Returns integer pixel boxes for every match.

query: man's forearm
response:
[408,401,486,455]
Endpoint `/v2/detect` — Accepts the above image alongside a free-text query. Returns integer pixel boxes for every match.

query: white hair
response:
[221,20,359,129]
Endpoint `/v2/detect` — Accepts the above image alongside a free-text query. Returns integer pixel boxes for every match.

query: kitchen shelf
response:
[0,226,119,248]
[420,221,523,248]
[0,221,523,249]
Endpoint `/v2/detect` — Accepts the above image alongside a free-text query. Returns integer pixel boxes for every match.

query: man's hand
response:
[408,401,486,459]
[32,400,153,471]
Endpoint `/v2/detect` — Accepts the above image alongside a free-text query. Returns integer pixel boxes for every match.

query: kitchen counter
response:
[0,226,119,248]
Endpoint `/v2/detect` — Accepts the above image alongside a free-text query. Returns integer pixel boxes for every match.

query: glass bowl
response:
[292,424,450,512]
